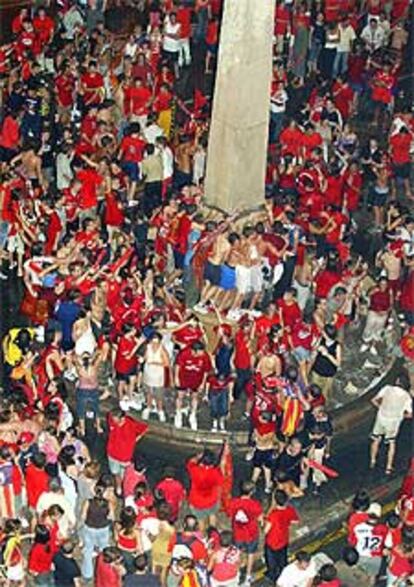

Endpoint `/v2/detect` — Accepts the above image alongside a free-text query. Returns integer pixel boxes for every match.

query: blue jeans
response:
[209,391,229,419]
[333,51,349,77]
[81,525,110,579]
[270,111,284,144]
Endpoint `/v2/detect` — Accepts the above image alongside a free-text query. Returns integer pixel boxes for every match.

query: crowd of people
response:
[0,0,413,585]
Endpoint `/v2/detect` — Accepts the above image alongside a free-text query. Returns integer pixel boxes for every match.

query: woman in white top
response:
[320,21,340,78]
[162,13,181,76]
[142,332,171,422]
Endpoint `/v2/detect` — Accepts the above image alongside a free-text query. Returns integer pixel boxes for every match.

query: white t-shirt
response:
[374,385,412,423]
[271,89,288,114]
[337,24,356,52]
[277,560,316,587]
[354,522,383,558]
[163,19,181,53]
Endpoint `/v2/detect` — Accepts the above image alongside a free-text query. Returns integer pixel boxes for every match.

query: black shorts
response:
[393,163,410,179]
[116,368,137,382]
[372,189,388,207]
[204,261,221,286]
[253,448,275,469]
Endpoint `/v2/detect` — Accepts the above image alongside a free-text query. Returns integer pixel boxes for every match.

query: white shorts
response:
[7,234,24,254]
[236,266,252,295]
[7,563,25,582]
[371,415,401,442]
[250,265,264,293]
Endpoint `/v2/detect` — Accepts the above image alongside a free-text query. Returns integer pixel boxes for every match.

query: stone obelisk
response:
[205,0,276,211]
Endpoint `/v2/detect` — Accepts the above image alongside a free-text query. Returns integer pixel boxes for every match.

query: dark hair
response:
[351,489,370,512]
[133,554,148,572]
[219,530,233,548]
[342,545,359,566]
[296,551,311,563]
[183,515,198,532]
[274,489,288,506]
[34,524,51,545]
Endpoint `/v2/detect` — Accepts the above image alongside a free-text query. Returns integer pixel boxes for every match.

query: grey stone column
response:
[205,0,276,211]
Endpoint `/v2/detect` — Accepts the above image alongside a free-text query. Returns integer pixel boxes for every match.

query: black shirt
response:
[53,552,81,587]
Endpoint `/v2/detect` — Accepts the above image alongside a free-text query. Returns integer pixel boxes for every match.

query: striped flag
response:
[281,397,303,437]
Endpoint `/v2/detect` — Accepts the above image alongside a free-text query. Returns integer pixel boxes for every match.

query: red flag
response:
[307,459,339,478]
[281,397,303,437]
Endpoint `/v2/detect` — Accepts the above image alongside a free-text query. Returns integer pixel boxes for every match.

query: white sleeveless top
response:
[74,326,97,357]
[143,344,165,388]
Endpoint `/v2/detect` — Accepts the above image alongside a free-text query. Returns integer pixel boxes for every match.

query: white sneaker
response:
[158,410,166,423]
[219,420,226,432]
[245,449,254,462]
[211,420,218,432]
[264,484,273,494]
[243,576,252,586]
[370,346,378,356]
[0,271,7,280]
[174,412,182,429]
[119,398,131,411]
[189,412,198,431]
[360,343,369,353]
[141,408,150,420]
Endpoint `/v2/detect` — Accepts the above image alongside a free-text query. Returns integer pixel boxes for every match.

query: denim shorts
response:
[121,161,140,182]
[0,221,9,248]
[234,539,259,554]
[76,388,99,419]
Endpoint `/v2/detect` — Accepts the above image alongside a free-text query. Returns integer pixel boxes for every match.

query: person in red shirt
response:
[370,63,395,125]
[28,524,55,584]
[176,4,192,67]
[119,122,146,201]
[55,61,76,109]
[228,480,263,583]
[123,77,152,125]
[76,164,103,215]
[80,60,105,107]
[95,547,124,587]
[25,452,49,510]
[279,288,302,331]
[343,161,363,213]
[233,320,253,404]
[174,340,212,430]
[390,126,413,199]
[186,450,224,531]
[205,17,219,74]
[155,467,187,522]
[33,7,55,48]
[114,323,142,404]
[360,277,392,354]
[106,409,148,495]
[264,489,300,583]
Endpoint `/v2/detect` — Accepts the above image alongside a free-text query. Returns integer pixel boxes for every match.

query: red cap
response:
[19,432,35,444]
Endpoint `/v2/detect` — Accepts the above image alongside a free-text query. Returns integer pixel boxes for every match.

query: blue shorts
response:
[121,161,140,182]
[173,248,185,270]
[234,539,259,554]
[220,265,236,290]
[293,346,311,362]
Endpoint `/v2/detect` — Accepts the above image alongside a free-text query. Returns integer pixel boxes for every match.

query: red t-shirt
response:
[77,168,103,209]
[228,497,263,543]
[390,132,412,165]
[0,116,20,150]
[114,336,138,374]
[279,300,302,329]
[106,414,148,463]
[177,7,192,38]
[265,505,299,550]
[120,136,146,163]
[234,330,252,370]
[187,460,223,509]
[176,347,212,390]
[95,554,122,587]
[124,86,152,116]
[155,478,186,520]
[28,543,53,573]
[25,464,49,508]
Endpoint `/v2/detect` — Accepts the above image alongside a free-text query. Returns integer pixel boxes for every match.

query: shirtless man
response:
[376,242,403,300]
[174,134,193,190]
[10,142,44,190]
[195,225,230,312]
